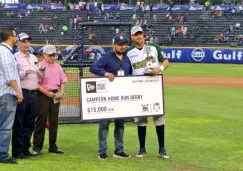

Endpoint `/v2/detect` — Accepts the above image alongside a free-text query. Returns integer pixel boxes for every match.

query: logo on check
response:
[86,82,96,93]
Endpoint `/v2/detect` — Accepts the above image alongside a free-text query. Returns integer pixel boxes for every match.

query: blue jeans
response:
[98,119,124,155]
[0,94,17,160]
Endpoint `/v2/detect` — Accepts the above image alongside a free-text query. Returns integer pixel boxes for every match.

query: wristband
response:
[160,65,165,71]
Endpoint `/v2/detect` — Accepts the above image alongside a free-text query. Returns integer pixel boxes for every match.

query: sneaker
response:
[159,148,169,159]
[98,153,109,160]
[113,152,130,159]
[136,148,146,158]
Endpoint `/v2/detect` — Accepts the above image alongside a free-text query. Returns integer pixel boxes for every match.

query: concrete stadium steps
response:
[1,10,243,46]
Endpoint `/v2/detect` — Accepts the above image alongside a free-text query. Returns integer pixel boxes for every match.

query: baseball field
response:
[1,63,243,171]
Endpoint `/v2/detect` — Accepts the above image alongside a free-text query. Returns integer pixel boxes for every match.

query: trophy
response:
[145,41,153,73]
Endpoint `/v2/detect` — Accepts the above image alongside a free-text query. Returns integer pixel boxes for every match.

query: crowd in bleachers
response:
[2,1,243,47]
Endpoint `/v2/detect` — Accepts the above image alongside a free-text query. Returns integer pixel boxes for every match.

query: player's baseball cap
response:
[131,26,143,35]
[112,35,127,45]
[18,32,32,42]
[43,45,57,54]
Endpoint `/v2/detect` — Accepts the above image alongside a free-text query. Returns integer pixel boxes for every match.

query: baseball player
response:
[125,26,169,159]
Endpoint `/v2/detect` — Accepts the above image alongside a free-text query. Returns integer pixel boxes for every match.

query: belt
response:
[48,89,58,93]
[22,88,37,94]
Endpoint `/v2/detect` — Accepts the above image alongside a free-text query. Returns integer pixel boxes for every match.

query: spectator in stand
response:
[97,1,101,15]
[177,26,183,39]
[142,19,149,30]
[178,15,184,24]
[205,0,210,11]
[69,18,73,29]
[10,11,14,17]
[168,0,173,12]
[6,12,11,18]
[18,12,23,19]
[218,33,224,42]
[171,26,176,38]
[166,13,170,19]
[232,8,236,15]
[115,13,121,21]
[56,47,64,60]
[89,32,95,44]
[87,11,91,22]
[115,27,120,34]
[139,19,143,26]
[86,1,90,11]
[94,0,98,11]
[153,13,157,25]
[101,2,104,12]
[140,1,145,11]
[88,26,92,34]
[154,36,158,43]
[183,27,187,38]
[25,10,29,18]
[169,15,173,24]
[224,25,230,33]
[136,0,141,11]
[49,26,55,33]
[235,22,241,29]
[132,13,137,25]
[47,7,51,13]
[73,17,77,29]
[39,23,44,34]
[148,21,153,30]
[105,13,109,20]
[76,15,82,23]
[149,2,153,12]
[144,11,150,20]
[83,1,87,11]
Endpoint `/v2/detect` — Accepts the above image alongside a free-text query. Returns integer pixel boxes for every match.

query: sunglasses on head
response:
[47,53,56,57]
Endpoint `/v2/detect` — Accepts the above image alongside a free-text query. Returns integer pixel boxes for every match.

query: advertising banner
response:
[1,3,204,11]
[162,47,243,64]
[80,75,164,120]
[23,45,243,64]
[1,3,63,10]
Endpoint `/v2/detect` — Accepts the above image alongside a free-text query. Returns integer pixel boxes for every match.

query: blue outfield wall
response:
[27,45,243,64]
[162,47,243,64]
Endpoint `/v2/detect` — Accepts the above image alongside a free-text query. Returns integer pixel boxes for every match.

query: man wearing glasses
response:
[32,45,67,155]
[0,28,22,164]
[12,33,45,159]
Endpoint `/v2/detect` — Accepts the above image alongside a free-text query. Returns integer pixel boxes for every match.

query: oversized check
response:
[80,75,164,120]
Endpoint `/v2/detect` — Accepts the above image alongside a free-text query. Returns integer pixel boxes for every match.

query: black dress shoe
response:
[24,151,36,157]
[33,150,41,156]
[48,149,64,154]
[0,158,18,164]
[13,153,30,159]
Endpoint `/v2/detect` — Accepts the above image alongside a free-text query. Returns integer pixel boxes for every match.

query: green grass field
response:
[163,63,243,77]
[2,63,243,171]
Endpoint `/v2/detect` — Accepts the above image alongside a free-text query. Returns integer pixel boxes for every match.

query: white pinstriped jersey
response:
[125,42,166,75]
